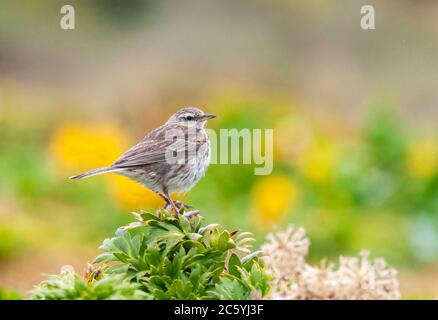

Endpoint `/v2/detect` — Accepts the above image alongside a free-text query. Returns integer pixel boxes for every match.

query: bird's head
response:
[167,107,216,128]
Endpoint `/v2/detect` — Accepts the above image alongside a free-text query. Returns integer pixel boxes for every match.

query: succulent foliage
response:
[33,210,270,300]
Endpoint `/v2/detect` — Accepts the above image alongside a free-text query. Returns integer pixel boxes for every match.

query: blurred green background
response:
[1,0,438,299]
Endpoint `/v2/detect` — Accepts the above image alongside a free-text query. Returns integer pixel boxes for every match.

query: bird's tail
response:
[69,167,120,180]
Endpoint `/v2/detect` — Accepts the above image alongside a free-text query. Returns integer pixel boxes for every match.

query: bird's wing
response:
[112,138,197,168]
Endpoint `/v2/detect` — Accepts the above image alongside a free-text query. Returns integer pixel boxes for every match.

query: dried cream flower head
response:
[261,225,309,277]
[261,225,401,300]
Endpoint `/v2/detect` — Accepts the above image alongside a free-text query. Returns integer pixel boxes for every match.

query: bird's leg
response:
[155,191,168,202]
[159,191,199,219]
[163,191,180,218]
[156,192,192,211]
[164,200,192,212]
[156,191,173,211]
[174,200,193,209]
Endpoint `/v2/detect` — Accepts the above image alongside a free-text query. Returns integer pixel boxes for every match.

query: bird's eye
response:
[186,115,194,121]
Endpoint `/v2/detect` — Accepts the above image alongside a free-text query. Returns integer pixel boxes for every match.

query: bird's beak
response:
[199,114,216,120]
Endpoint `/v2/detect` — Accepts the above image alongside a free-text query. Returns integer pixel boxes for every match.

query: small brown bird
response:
[70,107,215,217]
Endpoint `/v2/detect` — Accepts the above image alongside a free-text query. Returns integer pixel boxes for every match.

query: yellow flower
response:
[298,140,340,185]
[407,138,438,178]
[252,175,300,227]
[106,175,164,210]
[49,122,130,173]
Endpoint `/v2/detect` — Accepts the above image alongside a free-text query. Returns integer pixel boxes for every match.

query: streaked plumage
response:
[70,107,215,217]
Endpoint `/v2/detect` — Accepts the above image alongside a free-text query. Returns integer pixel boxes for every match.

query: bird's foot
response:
[175,200,193,209]
[164,200,192,212]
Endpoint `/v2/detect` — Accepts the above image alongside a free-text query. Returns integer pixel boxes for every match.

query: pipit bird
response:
[70,107,215,217]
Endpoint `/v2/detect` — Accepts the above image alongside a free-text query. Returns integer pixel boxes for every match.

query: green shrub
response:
[32,210,270,300]
[32,269,149,300]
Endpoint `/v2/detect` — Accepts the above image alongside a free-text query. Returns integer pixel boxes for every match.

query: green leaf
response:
[187,233,202,241]
[241,250,263,265]
[139,212,161,222]
[113,252,129,263]
[93,253,116,264]
[217,231,231,251]
[198,224,221,234]
[228,253,242,277]
[113,236,131,255]
[178,215,192,233]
